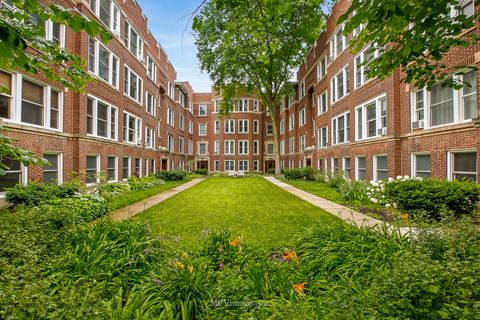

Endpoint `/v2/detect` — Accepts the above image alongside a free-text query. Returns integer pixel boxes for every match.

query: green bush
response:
[6,182,79,207]
[127,175,165,191]
[283,167,316,180]
[98,181,131,195]
[194,168,209,175]
[45,194,110,223]
[339,180,370,204]
[383,178,480,220]
[157,170,188,181]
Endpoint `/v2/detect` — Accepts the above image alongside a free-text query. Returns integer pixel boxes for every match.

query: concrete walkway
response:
[264,176,412,235]
[109,178,206,221]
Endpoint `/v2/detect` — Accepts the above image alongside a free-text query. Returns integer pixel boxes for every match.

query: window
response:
[146,92,156,116]
[214,120,220,134]
[188,139,193,155]
[122,157,131,180]
[449,151,477,181]
[253,120,259,134]
[299,135,306,152]
[224,120,235,134]
[280,119,285,134]
[280,140,285,155]
[19,78,60,129]
[178,137,184,153]
[253,160,259,171]
[356,156,366,180]
[199,104,207,116]
[299,108,306,127]
[89,0,120,35]
[238,140,249,155]
[0,71,12,119]
[332,158,339,174]
[354,45,378,88]
[266,123,273,135]
[317,159,323,172]
[0,158,25,192]
[122,112,142,145]
[453,0,475,17]
[266,143,274,155]
[198,123,207,136]
[107,156,117,181]
[238,160,249,172]
[45,21,65,47]
[374,155,388,181]
[214,100,221,113]
[214,160,220,171]
[332,112,350,145]
[124,20,144,60]
[86,155,99,184]
[225,160,235,172]
[343,157,351,179]
[318,126,328,148]
[87,96,117,140]
[146,55,157,81]
[214,140,220,155]
[238,120,249,133]
[238,99,248,112]
[356,95,387,140]
[88,38,118,87]
[329,24,346,61]
[167,109,174,126]
[253,100,260,112]
[225,140,235,155]
[413,154,431,178]
[289,137,295,154]
[198,142,207,155]
[167,135,174,152]
[145,127,155,149]
[43,154,62,183]
[412,70,477,128]
[299,81,306,100]
[124,66,142,104]
[317,55,327,80]
[134,158,142,177]
[331,66,349,103]
[167,82,175,100]
[317,91,328,116]
[289,114,295,131]
[179,114,185,130]
[253,140,259,155]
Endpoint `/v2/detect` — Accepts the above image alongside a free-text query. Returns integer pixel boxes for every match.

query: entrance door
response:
[265,160,275,173]
[161,159,168,171]
[197,161,208,170]
[306,159,312,167]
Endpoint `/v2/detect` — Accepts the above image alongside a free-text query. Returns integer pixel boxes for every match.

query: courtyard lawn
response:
[278,177,343,203]
[135,176,340,248]
[108,180,188,210]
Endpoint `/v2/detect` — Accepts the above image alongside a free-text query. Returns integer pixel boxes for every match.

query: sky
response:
[137,0,213,93]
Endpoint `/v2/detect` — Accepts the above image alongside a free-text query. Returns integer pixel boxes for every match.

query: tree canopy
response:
[339,0,479,89]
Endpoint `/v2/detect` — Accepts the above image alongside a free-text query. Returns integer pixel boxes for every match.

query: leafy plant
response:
[194,168,209,175]
[127,175,165,191]
[157,170,188,181]
[6,182,79,206]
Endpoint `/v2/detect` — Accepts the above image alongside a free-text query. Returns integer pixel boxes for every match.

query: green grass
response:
[135,176,340,249]
[108,180,188,210]
[278,178,342,203]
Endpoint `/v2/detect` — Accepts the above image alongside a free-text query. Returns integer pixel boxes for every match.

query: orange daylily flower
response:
[283,251,298,261]
[293,282,306,295]
[229,238,242,250]
[401,213,409,220]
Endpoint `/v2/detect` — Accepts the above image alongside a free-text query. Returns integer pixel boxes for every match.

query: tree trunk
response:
[269,103,282,175]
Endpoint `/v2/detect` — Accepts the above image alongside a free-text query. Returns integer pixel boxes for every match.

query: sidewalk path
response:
[264,176,412,235]
[109,178,206,221]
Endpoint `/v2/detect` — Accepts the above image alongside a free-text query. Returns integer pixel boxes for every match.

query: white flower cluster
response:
[366,175,423,208]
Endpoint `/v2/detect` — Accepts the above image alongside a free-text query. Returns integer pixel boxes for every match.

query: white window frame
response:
[224,140,235,155]
[238,140,249,155]
[124,19,144,60]
[355,156,367,181]
[317,55,327,81]
[224,120,235,134]
[106,155,118,182]
[289,114,295,131]
[355,94,387,141]
[298,108,306,127]
[224,160,235,172]
[124,65,143,104]
[214,140,220,155]
[411,153,431,178]
[354,45,379,88]
[329,24,346,62]
[146,55,157,81]
[123,111,142,145]
[289,137,295,154]
[88,38,119,88]
[317,126,328,148]
[87,95,118,140]
[198,123,207,136]
[199,104,207,116]
[373,155,388,182]
[253,120,259,134]
[299,135,306,152]
[238,99,248,112]
[447,149,477,181]
[89,0,120,35]
[86,154,100,185]
[331,112,350,145]
[253,140,259,155]
[145,127,155,149]
[167,109,174,126]
[331,65,349,104]
[145,91,156,116]
[238,160,249,172]
[317,90,328,116]
[238,119,249,133]
[43,153,63,184]
[198,142,207,155]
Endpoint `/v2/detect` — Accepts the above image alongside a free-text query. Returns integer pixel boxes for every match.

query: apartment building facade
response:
[0,0,196,193]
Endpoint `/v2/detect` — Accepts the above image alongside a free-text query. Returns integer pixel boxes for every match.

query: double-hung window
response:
[318,126,328,148]
[43,153,62,184]
[122,157,131,180]
[124,20,144,60]
[355,95,387,140]
[451,0,475,17]
[280,140,285,155]
[299,135,306,152]
[253,120,259,134]
[145,92,156,116]
[289,114,295,131]
[253,100,260,112]
[224,140,235,155]
[198,142,207,155]
[449,151,477,181]
[266,143,274,155]
[354,45,378,88]
[86,155,100,184]
[266,123,273,135]
[413,154,431,178]
[145,127,155,149]
[167,135,174,152]
[146,55,157,81]
[124,65,142,104]
[298,108,306,127]
[0,158,26,191]
[332,112,350,145]
[214,120,220,134]
[199,123,207,136]
[331,66,349,104]
[199,104,207,116]
[374,155,388,181]
[225,160,235,172]
[253,140,259,155]
[280,119,285,134]
[238,140,249,155]
[238,120,249,133]
[317,91,328,116]
[213,100,220,113]
[122,112,142,145]
[178,137,184,153]
[107,156,117,181]
[179,114,185,131]
[167,109,174,126]
[299,81,306,100]
[189,120,193,134]
[317,55,327,80]
[356,156,366,180]
[88,38,119,87]
[238,160,249,172]
[224,120,235,134]
[214,140,220,155]
[87,96,117,140]
[289,137,295,154]
[343,157,351,179]
[188,139,193,155]
[89,0,120,35]
[329,24,346,61]
[238,99,248,112]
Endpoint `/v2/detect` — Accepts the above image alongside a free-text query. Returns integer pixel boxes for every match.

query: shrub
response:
[6,182,79,207]
[45,194,110,224]
[283,167,316,180]
[194,168,209,175]
[127,175,165,191]
[98,181,131,196]
[339,180,370,204]
[382,178,480,220]
[157,170,188,181]
[326,172,346,189]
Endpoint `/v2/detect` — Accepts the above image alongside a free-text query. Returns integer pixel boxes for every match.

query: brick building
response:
[0,0,479,199]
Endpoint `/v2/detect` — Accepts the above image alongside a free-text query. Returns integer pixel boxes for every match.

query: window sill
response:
[123,93,143,107]
[1,119,63,134]
[331,93,349,107]
[89,72,120,92]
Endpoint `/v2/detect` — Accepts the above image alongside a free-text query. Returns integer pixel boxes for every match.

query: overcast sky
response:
[137,0,213,93]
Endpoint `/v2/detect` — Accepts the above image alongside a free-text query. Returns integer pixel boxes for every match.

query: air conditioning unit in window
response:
[411,120,424,129]
[377,127,387,136]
